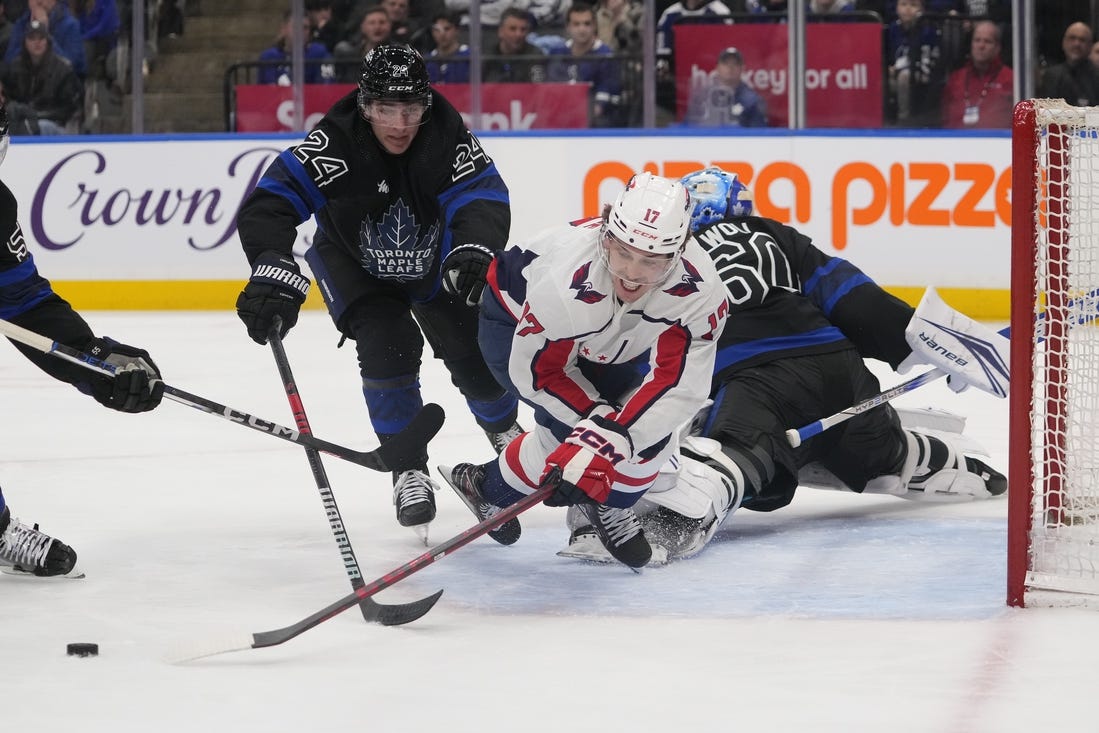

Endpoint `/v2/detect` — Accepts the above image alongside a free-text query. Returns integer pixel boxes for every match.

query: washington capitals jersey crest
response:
[663,257,703,297]
[569,261,607,303]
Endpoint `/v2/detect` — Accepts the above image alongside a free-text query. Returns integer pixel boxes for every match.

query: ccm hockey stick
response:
[784,290,1099,449]
[169,480,557,663]
[0,317,443,472]
[268,323,442,626]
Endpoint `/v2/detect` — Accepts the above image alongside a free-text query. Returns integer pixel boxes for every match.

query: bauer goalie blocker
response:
[1010,99,1099,609]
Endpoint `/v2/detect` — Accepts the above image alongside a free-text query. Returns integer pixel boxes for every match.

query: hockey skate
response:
[484,421,524,455]
[392,469,438,543]
[568,503,653,569]
[0,506,81,578]
[438,463,521,545]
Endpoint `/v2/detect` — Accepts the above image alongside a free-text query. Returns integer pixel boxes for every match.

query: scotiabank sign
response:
[674,23,883,127]
[234,83,591,132]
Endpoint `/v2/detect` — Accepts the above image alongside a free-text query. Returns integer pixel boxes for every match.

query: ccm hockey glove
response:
[236,251,311,345]
[441,243,494,307]
[543,413,633,506]
[80,337,164,413]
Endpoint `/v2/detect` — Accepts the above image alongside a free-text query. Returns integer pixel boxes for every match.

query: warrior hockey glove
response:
[543,413,633,506]
[441,243,494,307]
[80,337,164,413]
[236,251,311,345]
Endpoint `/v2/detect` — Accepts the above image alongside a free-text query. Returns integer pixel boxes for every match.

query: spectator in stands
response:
[70,0,118,82]
[344,0,442,37]
[1039,21,1099,107]
[1090,39,1099,67]
[258,9,333,86]
[1036,2,1091,67]
[483,6,546,83]
[425,10,468,82]
[546,3,623,126]
[745,0,786,12]
[886,0,942,126]
[308,0,342,53]
[940,19,1012,128]
[685,46,767,126]
[382,0,420,46]
[595,0,642,55]
[0,19,82,134]
[4,0,86,78]
[333,4,392,80]
[810,0,856,12]
[656,0,731,58]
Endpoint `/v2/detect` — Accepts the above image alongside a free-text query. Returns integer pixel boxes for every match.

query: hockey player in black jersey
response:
[234,44,521,541]
[0,99,164,578]
[562,166,1010,564]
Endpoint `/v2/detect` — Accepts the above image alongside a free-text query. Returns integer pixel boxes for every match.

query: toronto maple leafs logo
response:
[663,258,701,297]
[358,199,440,281]
[570,262,606,303]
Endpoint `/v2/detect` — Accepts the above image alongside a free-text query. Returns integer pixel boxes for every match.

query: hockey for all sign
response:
[233,83,591,132]
[674,23,883,128]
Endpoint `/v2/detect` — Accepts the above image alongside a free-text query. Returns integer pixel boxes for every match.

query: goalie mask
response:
[357,44,432,128]
[600,172,691,285]
[680,167,754,232]
[0,100,8,168]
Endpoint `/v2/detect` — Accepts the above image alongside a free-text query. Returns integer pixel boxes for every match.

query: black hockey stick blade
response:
[358,585,444,626]
[168,483,554,663]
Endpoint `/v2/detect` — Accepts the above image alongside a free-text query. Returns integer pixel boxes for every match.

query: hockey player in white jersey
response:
[439,172,731,568]
[560,166,1009,565]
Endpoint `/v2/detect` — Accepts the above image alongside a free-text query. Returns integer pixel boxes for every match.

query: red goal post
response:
[1009,99,1099,608]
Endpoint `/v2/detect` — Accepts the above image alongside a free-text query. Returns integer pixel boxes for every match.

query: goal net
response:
[1009,99,1099,608]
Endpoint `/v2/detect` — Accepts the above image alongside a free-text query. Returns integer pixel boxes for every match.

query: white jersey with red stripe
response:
[487,217,728,457]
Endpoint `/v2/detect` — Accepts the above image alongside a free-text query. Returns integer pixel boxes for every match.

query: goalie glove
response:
[898,287,1009,397]
[79,337,164,413]
[441,243,494,307]
[543,410,633,506]
[236,251,311,345]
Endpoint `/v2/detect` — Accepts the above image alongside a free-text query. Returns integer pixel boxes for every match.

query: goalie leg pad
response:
[799,409,1001,499]
[899,428,1007,501]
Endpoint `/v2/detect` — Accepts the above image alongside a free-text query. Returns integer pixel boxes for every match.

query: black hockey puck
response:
[66,643,99,657]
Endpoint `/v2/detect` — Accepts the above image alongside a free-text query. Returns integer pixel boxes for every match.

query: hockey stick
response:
[0,317,444,472]
[783,293,1099,449]
[169,481,556,663]
[268,323,442,626]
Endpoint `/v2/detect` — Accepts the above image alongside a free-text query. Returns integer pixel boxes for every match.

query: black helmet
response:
[357,44,431,109]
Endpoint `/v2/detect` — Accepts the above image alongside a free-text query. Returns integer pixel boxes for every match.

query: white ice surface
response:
[3,312,1098,733]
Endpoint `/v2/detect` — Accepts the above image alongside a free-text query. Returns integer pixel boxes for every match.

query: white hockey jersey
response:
[486,217,729,455]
